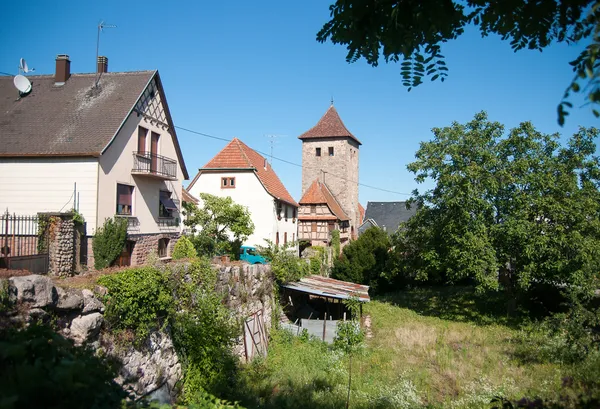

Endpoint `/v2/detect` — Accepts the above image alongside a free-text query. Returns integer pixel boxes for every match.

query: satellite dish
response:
[14,75,32,94]
[19,58,34,74]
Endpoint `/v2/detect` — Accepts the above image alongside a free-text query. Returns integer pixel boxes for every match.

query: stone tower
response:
[298,105,361,236]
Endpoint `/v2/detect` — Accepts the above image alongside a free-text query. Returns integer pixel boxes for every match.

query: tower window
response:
[328,147,334,156]
[316,147,321,157]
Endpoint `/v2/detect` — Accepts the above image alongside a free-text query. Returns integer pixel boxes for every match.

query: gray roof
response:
[0,70,189,178]
[362,201,417,234]
[1,72,153,156]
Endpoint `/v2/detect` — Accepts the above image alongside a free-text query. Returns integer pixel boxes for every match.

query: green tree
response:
[183,193,254,257]
[317,0,600,124]
[258,240,309,284]
[393,112,600,305]
[92,217,128,270]
[331,227,391,292]
[172,235,198,260]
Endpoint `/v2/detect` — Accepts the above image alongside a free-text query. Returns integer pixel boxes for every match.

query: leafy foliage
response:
[183,194,254,257]
[98,266,172,344]
[317,0,600,124]
[331,227,392,292]
[98,260,240,402]
[331,229,341,259]
[258,240,308,284]
[393,112,600,304]
[0,324,125,409]
[172,236,198,260]
[92,217,128,270]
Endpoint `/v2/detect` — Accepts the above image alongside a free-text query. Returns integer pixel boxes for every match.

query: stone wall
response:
[215,263,275,361]
[44,213,76,277]
[129,233,180,265]
[4,275,182,403]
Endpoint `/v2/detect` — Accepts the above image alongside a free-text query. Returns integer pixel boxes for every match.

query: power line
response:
[174,125,413,196]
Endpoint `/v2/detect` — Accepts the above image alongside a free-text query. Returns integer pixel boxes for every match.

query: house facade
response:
[297,180,350,246]
[0,54,189,266]
[298,104,362,245]
[187,138,298,249]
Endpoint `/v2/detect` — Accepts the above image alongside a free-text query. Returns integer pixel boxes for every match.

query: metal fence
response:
[0,212,49,273]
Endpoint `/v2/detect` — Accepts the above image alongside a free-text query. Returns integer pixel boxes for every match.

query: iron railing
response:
[1,212,49,273]
[132,151,177,179]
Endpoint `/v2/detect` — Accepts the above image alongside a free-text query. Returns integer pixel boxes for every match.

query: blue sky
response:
[1,0,597,204]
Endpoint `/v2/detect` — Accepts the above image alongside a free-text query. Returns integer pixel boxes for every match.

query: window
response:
[311,222,317,233]
[328,222,335,232]
[328,147,334,156]
[316,147,321,157]
[310,205,316,214]
[221,177,235,188]
[277,201,283,219]
[293,207,297,220]
[138,126,148,153]
[159,190,177,218]
[284,232,287,245]
[292,233,295,242]
[284,204,288,221]
[158,238,169,258]
[276,232,279,246]
[116,184,133,215]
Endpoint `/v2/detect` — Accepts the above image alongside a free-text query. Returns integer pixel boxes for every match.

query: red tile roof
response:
[299,180,349,221]
[193,138,298,207]
[358,203,365,224]
[182,188,199,204]
[298,105,361,145]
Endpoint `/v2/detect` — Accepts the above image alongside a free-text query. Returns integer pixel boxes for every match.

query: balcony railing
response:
[132,151,177,180]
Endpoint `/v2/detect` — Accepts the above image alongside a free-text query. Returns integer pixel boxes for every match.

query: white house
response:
[0,54,189,266]
[187,138,298,249]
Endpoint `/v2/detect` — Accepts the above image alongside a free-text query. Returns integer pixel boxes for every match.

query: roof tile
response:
[298,105,361,145]
[199,138,298,207]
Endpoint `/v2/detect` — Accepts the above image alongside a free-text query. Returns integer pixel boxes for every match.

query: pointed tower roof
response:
[189,137,298,207]
[299,180,349,221]
[298,105,361,145]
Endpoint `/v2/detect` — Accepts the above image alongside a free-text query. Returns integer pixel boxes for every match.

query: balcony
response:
[132,151,177,180]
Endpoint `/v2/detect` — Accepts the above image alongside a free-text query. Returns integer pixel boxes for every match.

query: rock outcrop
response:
[2,274,182,403]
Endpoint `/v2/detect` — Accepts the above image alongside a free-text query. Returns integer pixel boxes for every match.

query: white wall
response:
[97,79,184,235]
[188,171,297,249]
[0,157,99,231]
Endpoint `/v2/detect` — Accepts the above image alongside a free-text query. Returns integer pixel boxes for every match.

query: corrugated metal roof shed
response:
[283,275,370,302]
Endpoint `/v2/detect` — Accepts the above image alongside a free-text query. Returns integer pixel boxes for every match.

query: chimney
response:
[55,54,71,84]
[97,56,108,73]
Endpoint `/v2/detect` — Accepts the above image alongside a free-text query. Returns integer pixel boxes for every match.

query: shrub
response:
[0,324,126,409]
[258,240,308,284]
[331,229,340,259]
[98,266,172,343]
[173,236,198,260]
[332,227,391,291]
[92,217,128,270]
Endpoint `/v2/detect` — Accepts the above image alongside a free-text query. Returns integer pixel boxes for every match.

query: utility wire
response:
[174,125,413,196]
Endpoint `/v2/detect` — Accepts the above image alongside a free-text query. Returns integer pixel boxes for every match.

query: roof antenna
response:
[94,20,116,88]
[265,134,286,165]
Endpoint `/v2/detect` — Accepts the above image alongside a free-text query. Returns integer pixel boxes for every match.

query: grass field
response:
[230,287,598,409]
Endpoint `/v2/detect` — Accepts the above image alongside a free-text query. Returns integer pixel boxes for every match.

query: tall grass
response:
[228,287,597,409]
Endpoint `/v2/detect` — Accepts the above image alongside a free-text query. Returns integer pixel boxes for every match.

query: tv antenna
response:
[265,134,287,165]
[18,58,34,74]
[94,20,117,87]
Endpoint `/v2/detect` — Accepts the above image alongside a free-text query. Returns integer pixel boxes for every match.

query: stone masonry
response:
[44,213,77,277]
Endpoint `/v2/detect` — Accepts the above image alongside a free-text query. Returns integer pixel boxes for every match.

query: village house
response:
[0,54,189,267]
[358,201,417,236]
[186,137,298,249]
[297,104,362,246]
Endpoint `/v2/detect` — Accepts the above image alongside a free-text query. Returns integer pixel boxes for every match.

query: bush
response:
[173,236,198,260]
[0,324,126,409]
[92,217,128,270]
[98,266,172,344]
[332,227,391,292]
[258,240,308,284]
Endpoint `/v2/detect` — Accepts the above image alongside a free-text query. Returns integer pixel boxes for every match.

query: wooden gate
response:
[0,212,49,274]
[243,309,269,361]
